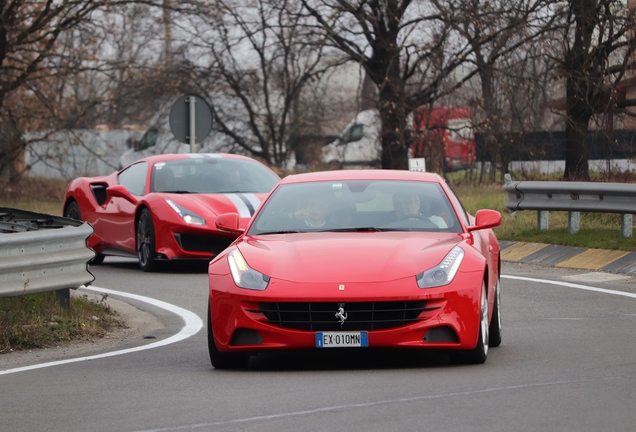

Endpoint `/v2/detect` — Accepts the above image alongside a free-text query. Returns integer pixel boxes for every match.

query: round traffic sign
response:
[169,95,213,144]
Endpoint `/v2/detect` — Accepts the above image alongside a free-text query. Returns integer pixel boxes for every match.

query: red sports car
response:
[63,153,280,271]
[207,169,502,368]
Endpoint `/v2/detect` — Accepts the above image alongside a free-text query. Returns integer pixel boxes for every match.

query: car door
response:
[101,162,148,254]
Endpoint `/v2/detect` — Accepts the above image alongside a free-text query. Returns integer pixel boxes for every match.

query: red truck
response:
[411,106,476,172]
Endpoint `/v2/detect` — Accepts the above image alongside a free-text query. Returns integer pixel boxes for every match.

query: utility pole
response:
[163,0,172,65]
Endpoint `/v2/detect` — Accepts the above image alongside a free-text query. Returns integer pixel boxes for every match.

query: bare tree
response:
[0,1,177,180]
[439,0,557,182]
[171,0,337,167]
[299,0,551,170]
[554,0,636,180]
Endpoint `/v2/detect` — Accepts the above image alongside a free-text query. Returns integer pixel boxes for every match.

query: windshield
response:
[151,157,279,194]
[248,180,462,235]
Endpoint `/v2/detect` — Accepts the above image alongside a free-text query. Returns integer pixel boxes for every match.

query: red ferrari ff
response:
[207,169,502,368]
[63,153,280,271]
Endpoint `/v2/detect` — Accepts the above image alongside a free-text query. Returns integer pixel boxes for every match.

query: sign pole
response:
[188,96,196,153]
[170,94,212,149]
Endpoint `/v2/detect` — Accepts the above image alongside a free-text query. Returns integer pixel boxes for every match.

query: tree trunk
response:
[378,92,409,170]
[563,110,590,180]
[563,0,595,181]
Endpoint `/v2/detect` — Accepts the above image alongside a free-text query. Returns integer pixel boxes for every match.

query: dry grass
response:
[0,292,127,353]
[0,177,67,215]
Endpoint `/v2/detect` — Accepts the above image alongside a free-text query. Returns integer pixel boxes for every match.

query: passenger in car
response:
[290,193,333,229]
[391,191,447,228]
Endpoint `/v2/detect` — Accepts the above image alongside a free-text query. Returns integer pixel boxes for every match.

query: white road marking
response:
[561,272,631,283]
[0,286,203,376]
[133,376,619,432]
[502,275,636,299]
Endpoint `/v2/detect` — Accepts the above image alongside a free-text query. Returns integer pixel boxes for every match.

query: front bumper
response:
[209,270,483,353]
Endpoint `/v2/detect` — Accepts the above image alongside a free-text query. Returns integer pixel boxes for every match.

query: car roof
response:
[135,153,263,165]
[279,169,444,185]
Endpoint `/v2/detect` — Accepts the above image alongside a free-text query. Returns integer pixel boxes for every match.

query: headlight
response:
[165,199,206,225]
[416,246,464,288]
[228,249,270,290]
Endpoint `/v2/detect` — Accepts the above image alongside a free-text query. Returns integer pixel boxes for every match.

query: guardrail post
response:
[55,288,70,310]
[568,212,580,234]
[621,214,633,238]
[537,211,549,231]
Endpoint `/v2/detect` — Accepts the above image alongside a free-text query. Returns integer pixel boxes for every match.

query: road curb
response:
[500,240,636,275]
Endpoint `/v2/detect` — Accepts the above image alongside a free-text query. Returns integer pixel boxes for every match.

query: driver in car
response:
[391,191,447,228]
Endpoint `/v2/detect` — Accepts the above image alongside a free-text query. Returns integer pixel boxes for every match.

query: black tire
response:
[207,304,250,369]
[489,276,502,348]
[460,282,489,365]
[65,200,105,265]
[65,201,82,220]
[90,253,106,265]
[137,208,158,272]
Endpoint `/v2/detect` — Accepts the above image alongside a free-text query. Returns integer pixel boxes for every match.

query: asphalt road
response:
[1,259,635,432]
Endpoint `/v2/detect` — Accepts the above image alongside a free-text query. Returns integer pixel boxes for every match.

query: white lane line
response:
[502,275,636,299]
[0,286,203,376]
[133,376,619,432]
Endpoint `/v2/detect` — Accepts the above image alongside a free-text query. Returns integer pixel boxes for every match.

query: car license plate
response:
[316,331,368,348]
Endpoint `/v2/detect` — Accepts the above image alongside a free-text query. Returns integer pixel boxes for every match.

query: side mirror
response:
[467,209,501,232]
[106,185,138,205]
[216,212,244,234]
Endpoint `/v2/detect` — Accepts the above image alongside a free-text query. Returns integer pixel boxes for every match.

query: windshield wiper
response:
[258,230,302,235]
[327,227,386,232]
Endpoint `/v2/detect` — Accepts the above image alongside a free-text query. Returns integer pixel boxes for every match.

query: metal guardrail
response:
[503,174,636,237]
[0,208,95,298]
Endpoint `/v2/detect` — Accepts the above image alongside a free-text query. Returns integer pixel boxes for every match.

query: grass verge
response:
[453,182,636,251]
[0,291,127,353]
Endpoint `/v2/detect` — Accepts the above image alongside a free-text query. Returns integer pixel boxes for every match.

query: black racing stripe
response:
[237,194,256,216]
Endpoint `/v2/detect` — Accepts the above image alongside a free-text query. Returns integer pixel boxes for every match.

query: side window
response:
[343,124,364,143]
[445,186,470,227]
[134,128,158,151]
[118,162,148,196]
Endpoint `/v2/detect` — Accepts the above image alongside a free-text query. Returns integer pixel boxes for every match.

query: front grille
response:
[257,301,428,331]
[174,233,234,254]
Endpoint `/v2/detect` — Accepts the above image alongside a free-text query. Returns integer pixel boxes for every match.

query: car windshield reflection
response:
[249,180,463,235]
[151,158,279,194]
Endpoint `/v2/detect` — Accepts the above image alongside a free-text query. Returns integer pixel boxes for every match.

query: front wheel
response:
[489,276,502,348]
[65,200,105,265]
[137,208,158,272]
[460,281,489,365]
[207,304,250,369]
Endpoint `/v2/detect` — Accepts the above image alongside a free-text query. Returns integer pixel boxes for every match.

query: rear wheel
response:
[489,276,502,348]
[461,281,489,365]
[65,200,105,265]
[207,304,250,369]
[137,208,157,272]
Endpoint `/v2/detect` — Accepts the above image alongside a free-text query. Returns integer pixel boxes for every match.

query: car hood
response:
[166,192,267,224]
[238,232,473,283]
